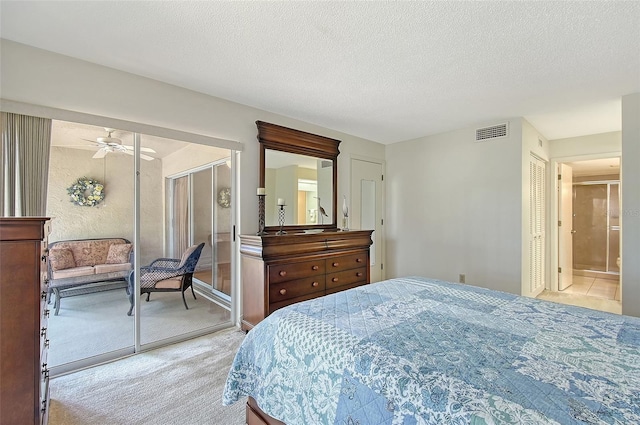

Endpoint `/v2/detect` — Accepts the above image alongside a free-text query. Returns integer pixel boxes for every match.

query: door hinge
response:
[558,174,562,180]
[558,220,562,227]
[381,263,384,270]
[381,219,384,225]
[558,267,562,273]
[381,174,384,181]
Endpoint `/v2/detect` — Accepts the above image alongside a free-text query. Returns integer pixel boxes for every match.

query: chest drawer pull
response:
[356,272,363,277]
[332,262,339,267]
[356,258,363,263]
[312,265,319,271]
[332,277,339,282]
[279,271,287,277]
[279,289,287,295]
[312,281,319,287]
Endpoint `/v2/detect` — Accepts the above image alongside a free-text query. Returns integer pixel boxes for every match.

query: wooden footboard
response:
[247,397,285,425]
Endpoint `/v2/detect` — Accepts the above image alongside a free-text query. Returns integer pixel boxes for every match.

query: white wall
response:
[621,93,640,317]
[47,147,164,264]
[549,131,621,158]
[385,119,524,294]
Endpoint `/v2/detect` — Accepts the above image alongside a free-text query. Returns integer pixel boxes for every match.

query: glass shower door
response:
[572,182,620,273]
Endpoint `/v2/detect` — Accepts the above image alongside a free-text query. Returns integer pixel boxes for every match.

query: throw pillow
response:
[106,243,132,264]
[49,248,76,271]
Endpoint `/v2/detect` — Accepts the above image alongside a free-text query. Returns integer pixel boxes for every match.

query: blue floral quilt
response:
[223,276,640,424]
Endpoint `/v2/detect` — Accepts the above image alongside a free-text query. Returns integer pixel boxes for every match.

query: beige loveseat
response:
[47,238,133,315]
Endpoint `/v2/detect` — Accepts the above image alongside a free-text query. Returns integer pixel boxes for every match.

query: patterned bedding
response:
[223,276,640,424]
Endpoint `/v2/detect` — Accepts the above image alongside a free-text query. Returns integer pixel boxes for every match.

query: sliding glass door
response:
[47,119,237,374]
[168,160,232,304]
[139,138,233,347]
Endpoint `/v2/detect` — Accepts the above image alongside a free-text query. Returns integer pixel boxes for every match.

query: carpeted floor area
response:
[48,328,247,425]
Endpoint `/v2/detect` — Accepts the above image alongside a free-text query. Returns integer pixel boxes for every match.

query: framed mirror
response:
[257,121,340,232]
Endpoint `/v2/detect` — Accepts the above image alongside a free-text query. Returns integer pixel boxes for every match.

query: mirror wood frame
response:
[257,121,340,232]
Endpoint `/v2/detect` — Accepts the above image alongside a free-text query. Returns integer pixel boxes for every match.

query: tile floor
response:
[537,273,622,315]
[560,275,621,301]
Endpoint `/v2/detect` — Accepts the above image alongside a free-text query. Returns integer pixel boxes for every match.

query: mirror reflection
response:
[265,150,334,226]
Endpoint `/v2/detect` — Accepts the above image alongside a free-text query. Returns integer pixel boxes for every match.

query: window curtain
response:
[0,112,52,216]
[172,176,189,257]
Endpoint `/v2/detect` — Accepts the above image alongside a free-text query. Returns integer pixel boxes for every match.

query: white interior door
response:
[558,163,574,291]
[351,158,383,282]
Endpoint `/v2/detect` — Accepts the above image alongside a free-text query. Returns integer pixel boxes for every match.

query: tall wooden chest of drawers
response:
[240,230,373,331]
[0,217,51,425]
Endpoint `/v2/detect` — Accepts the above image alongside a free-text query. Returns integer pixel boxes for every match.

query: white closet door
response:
[529,155,546,296]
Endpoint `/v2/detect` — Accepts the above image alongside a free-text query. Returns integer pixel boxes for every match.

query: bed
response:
[223,276,640,424]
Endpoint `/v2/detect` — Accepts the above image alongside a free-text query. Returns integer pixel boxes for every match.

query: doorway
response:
[551,156,621,312]
[46,120,236,375]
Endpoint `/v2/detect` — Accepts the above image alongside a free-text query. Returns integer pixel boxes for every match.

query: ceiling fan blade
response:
[92,149,108,159]
[122,145,156,153]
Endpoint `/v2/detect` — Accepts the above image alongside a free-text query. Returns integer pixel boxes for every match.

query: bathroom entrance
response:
[558,157,621,304]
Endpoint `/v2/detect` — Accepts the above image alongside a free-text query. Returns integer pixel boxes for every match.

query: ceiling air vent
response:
[475,123,508,142]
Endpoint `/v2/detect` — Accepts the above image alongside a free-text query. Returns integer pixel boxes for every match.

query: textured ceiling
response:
[1,1,639,144]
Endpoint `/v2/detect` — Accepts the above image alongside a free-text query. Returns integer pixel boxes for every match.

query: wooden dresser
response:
[0,217,51,425]
[240,230,373,331]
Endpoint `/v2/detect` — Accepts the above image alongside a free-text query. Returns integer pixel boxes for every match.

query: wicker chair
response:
[126,243,205,316]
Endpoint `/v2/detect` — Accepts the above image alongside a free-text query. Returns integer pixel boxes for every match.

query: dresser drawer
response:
[268,260,325,284]
[326,267,367,290]
[269,276,325,303]
[326,280,368,295]
[326,252,367,273]
[269,292,321,314]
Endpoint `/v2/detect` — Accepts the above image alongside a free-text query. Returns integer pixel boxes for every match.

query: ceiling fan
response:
[81,128,156,161]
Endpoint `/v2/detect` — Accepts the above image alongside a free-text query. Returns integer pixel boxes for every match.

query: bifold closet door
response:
[529,155,546,296]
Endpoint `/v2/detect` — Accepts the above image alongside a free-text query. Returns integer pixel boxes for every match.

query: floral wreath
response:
[67,177,105,207]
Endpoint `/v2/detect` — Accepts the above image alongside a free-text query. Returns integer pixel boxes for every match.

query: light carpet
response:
[49,328,247,425]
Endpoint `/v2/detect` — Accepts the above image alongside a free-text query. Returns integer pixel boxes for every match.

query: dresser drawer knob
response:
[356,258,363,263]
[312,281,319,287]
[279,289,287,295]
[332,277,339,282]
[312,265,319,271]
[332,262,339,267]
[356,272,363,277]
[279,271,287,277]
